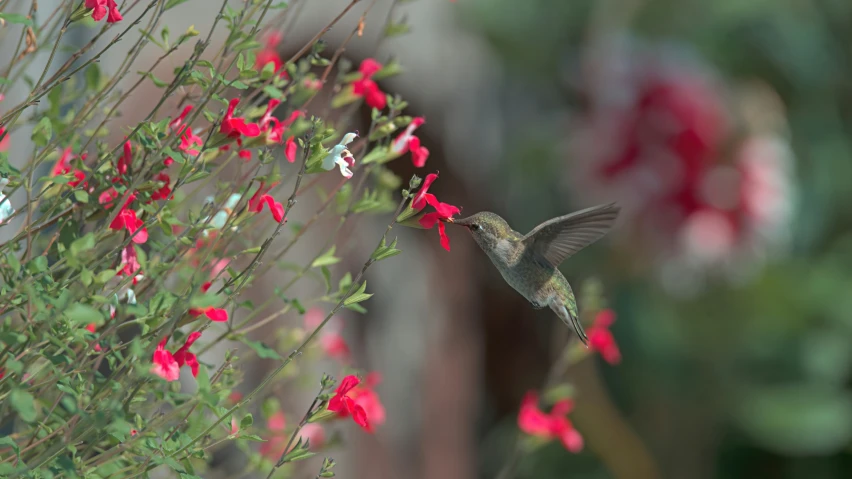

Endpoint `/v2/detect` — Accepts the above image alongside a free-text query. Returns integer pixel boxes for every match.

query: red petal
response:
[285,137,297,163]
[336,375,360,395]
[350,402,371,431]
[358,58,383,78]
[412,173,439,210]
[437,221,450,251]
[205,308,228,322]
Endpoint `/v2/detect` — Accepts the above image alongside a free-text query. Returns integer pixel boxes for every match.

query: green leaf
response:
[279,438,315,463]
[69,233,95,257]
[320,266,332,293]
[243,339,282,360]
[344,281,372,306]
[0,436,20,461]
[31,117,53,147]
[73,190,89,203]
[10,389,37,422]
[26,256,47,273]
[240,413,253,430]
[65,303,102,325]
[0,13,33,26]
[311,246,340,268]
[96,269,117,284]
[240,434,266,442]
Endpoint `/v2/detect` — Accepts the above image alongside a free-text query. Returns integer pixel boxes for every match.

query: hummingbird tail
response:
[551,301,589,346]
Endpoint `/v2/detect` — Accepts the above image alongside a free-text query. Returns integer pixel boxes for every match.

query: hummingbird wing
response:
[521,203,620,267]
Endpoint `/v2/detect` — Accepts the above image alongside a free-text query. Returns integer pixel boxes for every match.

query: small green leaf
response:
[344,281,372,306]
[240,413,253,430]
[26,256,47,273]
[311,246,340,268]
[70,233,95,257]
[0,13,33,26]
[240,434,266,442]
[0,436,20,461]
[10,389,37,422]
[73,190,89,203]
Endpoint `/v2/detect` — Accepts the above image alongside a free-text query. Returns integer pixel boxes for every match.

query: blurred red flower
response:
[518,391,583,453]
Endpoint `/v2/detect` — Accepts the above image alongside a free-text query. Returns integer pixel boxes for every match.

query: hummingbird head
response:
[448,212,511,251]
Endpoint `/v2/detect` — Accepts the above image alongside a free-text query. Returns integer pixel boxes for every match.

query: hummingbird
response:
[447,203,620,344]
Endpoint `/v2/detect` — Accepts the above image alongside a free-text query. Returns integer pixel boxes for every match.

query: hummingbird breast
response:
[486,238,562,309]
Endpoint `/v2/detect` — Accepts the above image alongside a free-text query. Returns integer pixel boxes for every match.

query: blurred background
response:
[6,0,852,477]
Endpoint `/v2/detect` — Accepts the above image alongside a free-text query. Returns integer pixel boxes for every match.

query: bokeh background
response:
[5,0,852,478]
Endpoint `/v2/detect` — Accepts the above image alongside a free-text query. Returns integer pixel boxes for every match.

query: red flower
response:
[259,411,287,459]
[85,0,122,23]
[412,172,438,210]
[109,208,148,244]
[328,374,385,432]
[52,147,88,187]
[150,173,172,201]
[256,33,289,79]
[328,375,371,431]
[409,173,461,250]
[172,331,202,377]
[352,59,387,110]
[391,117,429,167]
[587,309,621,364]
[188,282,229,322]
[117,141,132,176]
[248,182,285,223]
[221,98,261,139]
[518,391,583,453]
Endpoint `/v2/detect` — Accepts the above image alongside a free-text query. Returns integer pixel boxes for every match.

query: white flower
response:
[0,178,15,225]
[321,132,358,179]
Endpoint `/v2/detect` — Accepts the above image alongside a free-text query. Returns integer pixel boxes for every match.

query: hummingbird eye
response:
[470,224,481,231]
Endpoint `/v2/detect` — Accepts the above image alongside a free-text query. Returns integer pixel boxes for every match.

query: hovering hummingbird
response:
[447,203,620,344]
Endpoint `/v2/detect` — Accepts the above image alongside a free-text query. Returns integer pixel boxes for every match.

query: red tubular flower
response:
[52,147,87,187]
[256,33,289,79]
[85,323,103,352]
[412,173,439,210]
[409,172,461,250]
[188,282,229,322]
[109,208,148,244]
[117,141,132,176]
[518,391,583,453]
[248,182,285,223]
[391,117,430,167]
[150,173,172,201]
[328,375,372,431]
[86,0,122,23]
[221,98,261,139]
[172,332,202,377]
[352,59,387,110]
[587,309,621,364]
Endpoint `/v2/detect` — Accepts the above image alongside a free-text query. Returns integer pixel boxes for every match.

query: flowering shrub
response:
[0,1,619,477]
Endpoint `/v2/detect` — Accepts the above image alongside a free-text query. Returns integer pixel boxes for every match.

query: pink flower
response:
[304,308,351,363]
[328,374,385,432]
[109,208,148,244]
[391,117,429,167]
[259,411,287,459]
[85,0,122,23]
[518,391,583,453]
[151,337,180,381]
[587,309,621,364]
[297,423,325,449]
[118,244,141,278]
[172,332,202,377]
[117,141,132,176]
[352,59,387,110]
[221,98,261,139]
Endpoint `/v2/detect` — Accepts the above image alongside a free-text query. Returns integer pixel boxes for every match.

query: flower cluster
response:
[569,39,795,293]
[85,0,122,23]
[403,173,461,250]
[391,117,430,167]
[328,373,386,432]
